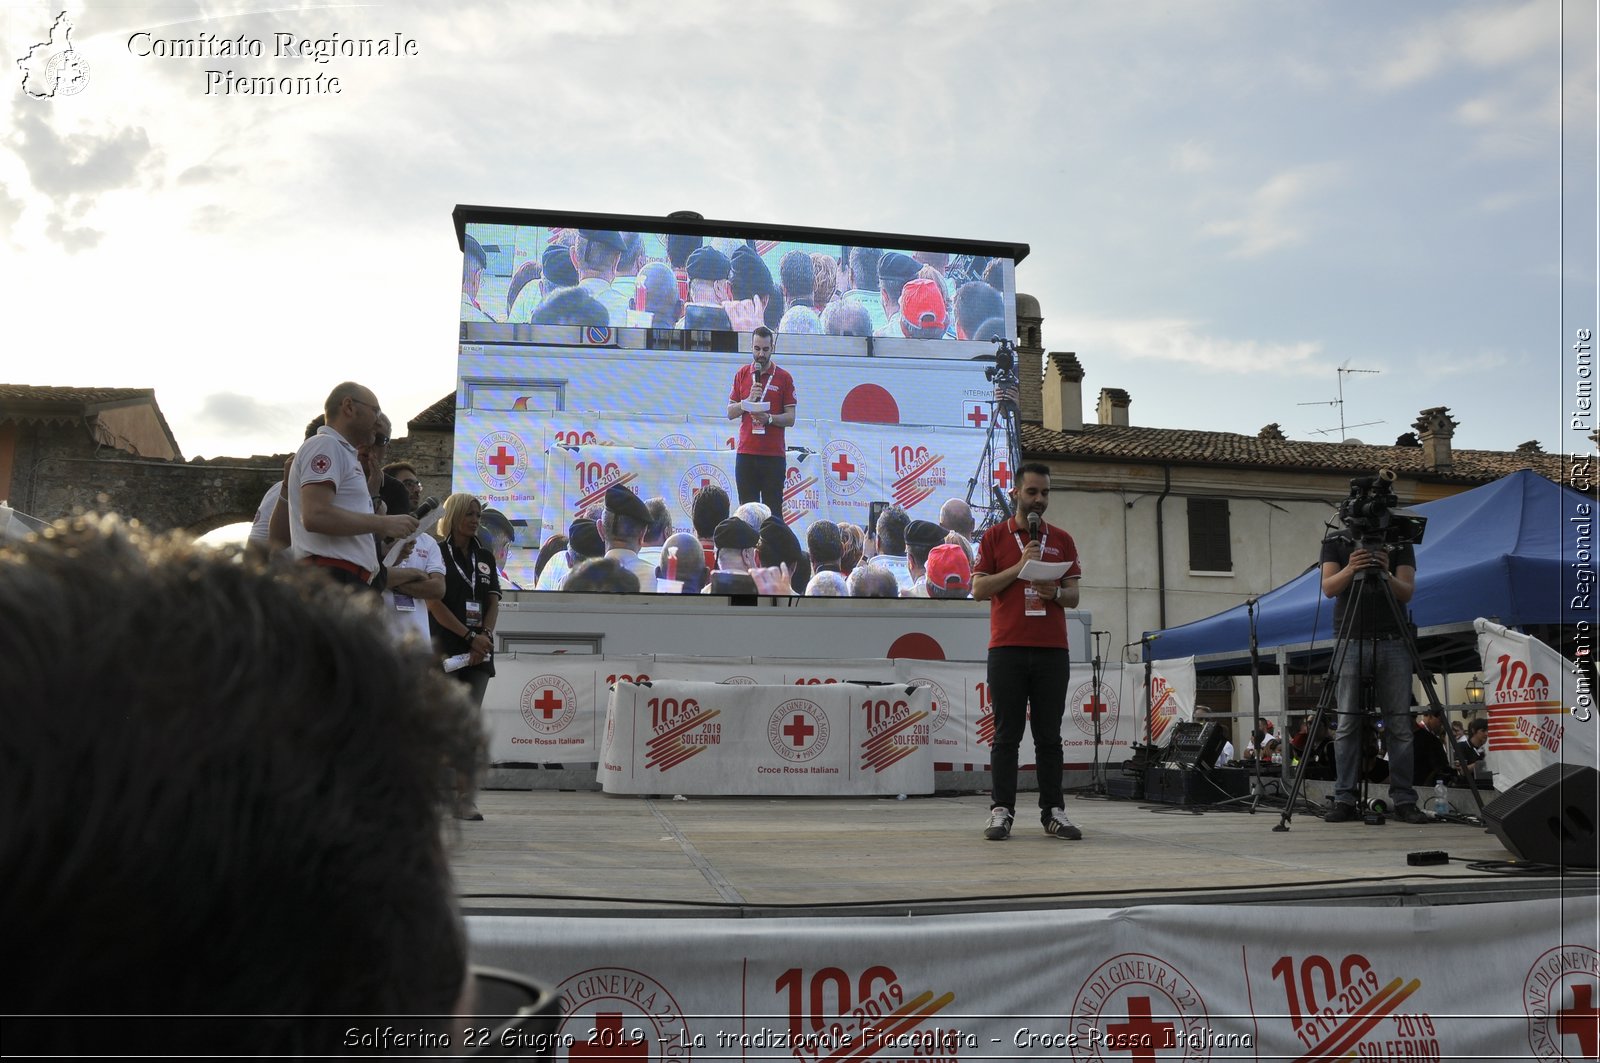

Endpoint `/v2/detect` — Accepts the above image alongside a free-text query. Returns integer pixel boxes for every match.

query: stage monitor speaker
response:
[1163,721,1225,772]
[1482,763,1598,868]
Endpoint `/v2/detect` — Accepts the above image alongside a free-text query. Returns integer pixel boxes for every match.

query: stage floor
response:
[449,787,1591,918]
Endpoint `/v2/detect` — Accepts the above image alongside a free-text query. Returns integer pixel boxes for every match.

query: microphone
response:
[412,496,440,522]
[1027,511,1041,544]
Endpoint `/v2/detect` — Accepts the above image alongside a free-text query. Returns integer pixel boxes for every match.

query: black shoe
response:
[1044,807,1083,840]
[1325,803,1358,823]
[454,798,483,822]
[983,806,1013,840]
[1394,804,1429,825]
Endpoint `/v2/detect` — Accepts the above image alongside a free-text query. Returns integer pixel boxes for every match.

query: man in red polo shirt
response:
[726,325,797,521]
[972,462,1084,841]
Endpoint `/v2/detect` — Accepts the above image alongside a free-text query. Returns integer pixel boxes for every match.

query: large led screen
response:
[451,209,1027,599]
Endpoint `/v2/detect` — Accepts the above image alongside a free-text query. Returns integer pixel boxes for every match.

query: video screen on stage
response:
[450,207,1029,599]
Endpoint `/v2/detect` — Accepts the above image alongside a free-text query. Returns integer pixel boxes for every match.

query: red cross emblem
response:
[831,453,856,482]
[571,1013,646,1060]
[1104,996,1176,1062]
[1559,983,1600,1059]
[488,446,516,475]
[967,404,988,429]
[1083,697,1109,719]
[783,714,816,746]
[993,461,1012,490]
[533,689,562,720]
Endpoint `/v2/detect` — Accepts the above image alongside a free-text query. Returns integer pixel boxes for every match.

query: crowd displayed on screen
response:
[521,484,979,599]
[463,227,1011,343]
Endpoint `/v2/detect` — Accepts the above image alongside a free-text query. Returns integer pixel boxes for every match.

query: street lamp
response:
[1465,675,1485,707]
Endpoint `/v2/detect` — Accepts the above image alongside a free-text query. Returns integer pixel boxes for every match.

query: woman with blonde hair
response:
[425,492,500,820]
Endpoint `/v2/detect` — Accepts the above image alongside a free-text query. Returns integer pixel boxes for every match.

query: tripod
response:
[1273,538,1487,831]
[965,339,1023,532]
[1211,598,1296,812]
[1084,630,1110,795]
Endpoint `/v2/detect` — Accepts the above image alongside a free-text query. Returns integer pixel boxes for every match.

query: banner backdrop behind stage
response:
[450,409,1000,589]
[469,896,1598,1062]
[488,655,1199,771]
[1475,619,1597,790]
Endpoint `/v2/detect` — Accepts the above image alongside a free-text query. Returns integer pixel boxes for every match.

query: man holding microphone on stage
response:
[726,325,797,519]
[972,462,1084,841]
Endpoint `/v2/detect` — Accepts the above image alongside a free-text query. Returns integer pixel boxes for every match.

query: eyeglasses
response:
[401,478,422,489]
[460,965,560,1057]
[349,396,382,416]
[371,435,390,447]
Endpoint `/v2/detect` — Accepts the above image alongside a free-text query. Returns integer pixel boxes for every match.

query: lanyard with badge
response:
[447,540,483,630]
[391,540,418,612]
[1013,528,1049,616]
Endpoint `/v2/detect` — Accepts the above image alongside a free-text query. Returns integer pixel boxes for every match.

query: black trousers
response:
[735,452,786,520]
[987,645,1071,819]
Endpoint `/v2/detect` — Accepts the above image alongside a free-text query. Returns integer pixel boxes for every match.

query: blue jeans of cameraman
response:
[1333,638,1417,809]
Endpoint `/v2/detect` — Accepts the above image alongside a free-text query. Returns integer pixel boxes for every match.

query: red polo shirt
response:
[974,518,1081,650]
[729,362,796,457]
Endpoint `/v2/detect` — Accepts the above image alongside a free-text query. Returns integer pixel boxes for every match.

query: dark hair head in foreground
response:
[0,516,486,1055]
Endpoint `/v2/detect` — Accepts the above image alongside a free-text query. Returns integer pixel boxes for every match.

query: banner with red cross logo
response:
[600,680,932,796]
[469,895,1599,1060]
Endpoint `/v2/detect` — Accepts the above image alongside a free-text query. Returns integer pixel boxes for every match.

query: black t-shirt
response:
[431,534,502,674]
[1413,723,1453,785]
[1318,536,1417,638]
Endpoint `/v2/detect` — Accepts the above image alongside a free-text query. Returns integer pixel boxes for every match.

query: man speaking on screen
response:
[726,325,797,520]
[971,462,1085,841]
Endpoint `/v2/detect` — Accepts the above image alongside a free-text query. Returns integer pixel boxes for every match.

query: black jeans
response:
[988,645,1071,820]
[735,452,786,519]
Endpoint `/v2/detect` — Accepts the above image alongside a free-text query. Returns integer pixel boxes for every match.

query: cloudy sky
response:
[3,0,1595,464]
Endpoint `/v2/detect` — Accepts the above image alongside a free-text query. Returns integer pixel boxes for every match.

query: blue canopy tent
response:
[1145,470,1592,674]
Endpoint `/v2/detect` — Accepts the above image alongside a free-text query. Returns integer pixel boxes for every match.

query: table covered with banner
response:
[484,653,1201,774]
[599,680,934,796]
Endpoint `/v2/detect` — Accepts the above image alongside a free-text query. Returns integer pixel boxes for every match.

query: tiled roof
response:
[1020,421,1574,486]
[409,393,456,428]
[0,385,157,407]
[0,386,183,460]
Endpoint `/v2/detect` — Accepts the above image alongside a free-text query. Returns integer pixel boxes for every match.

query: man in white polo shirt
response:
[288,381,418,588]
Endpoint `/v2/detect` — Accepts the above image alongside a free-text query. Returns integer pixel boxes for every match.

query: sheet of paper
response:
[1019,559,1072,581]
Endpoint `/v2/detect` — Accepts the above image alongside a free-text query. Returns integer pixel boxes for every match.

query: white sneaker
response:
[984,806,1013,840]
[1044,807,1082,840]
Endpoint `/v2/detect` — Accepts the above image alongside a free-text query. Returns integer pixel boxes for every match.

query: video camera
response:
[1337,469,1427,548]
[984,338,1021,417]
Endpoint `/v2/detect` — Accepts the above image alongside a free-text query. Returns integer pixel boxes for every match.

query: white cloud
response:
[1427,350,1515,377]
[1056,315,1325,375]
[1375,32,1449,91]
[1199,163,1344,259]
[195,392,298,436]
[1373,0,1555,90]
[1173,140,1215,174]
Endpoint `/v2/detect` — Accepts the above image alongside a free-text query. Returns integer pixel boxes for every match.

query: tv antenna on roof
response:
[1298,363,1382,441]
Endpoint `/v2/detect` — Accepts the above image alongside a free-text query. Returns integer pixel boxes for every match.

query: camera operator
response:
[1318,525,1426,823]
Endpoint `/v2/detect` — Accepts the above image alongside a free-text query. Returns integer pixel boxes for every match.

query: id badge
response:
[465,600,483,627]
[1024,584,1046,616]
[393,593,415,612]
